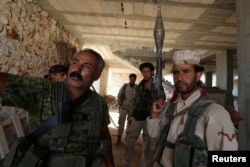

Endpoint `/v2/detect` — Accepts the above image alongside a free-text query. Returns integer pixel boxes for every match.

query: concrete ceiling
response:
[36,0,237,75]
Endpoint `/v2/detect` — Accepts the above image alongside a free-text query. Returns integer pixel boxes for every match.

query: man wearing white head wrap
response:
[147,50,238,167]
[172,50,200,65]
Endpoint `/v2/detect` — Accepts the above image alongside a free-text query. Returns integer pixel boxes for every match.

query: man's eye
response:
[172,71,179,75]
[183,70,190,73]
[86,65,91,69]
[83,64,91,69]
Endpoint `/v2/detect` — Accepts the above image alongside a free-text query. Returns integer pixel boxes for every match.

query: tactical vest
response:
[154,95,212,167]
[119,83,128,105]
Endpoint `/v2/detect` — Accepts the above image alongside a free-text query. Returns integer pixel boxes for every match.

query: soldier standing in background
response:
[124,62,165,167]
[115,73,137,146]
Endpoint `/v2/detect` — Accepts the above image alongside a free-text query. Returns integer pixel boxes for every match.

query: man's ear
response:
[196,71,202,81]
[94,73,101,81]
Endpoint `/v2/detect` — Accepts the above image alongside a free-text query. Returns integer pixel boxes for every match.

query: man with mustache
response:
[147,50,238,167]
[0,49,115,167]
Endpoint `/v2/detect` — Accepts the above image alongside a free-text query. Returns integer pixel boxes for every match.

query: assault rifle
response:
[152,6,166,104]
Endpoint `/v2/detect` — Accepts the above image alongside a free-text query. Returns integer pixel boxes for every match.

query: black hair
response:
[139,62,155,72]
[129,73,137,79]
[49,64,68,74]
[197,80,203,87]
[194,64,205,72]
[44,74,50,80]
[75,48,105,74]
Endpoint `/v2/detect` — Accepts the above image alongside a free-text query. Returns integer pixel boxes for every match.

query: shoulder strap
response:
[154,103,175,165]
[182,98,212,138]
[154,102,195,165]
[119,83,127,94]
[119,83,127,102]
[27,82,69,140]
[154,95,213,165]
[89,91,102,138]
[88,92,102,152]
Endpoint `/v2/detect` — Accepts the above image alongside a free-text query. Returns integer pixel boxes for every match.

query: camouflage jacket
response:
[2,74,110,155]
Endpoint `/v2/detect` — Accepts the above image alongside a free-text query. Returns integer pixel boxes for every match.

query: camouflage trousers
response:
[123,117,154,167]
[117,105,133,137]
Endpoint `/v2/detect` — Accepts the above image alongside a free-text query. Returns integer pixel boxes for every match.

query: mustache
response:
[69,72,82,81]
[176,81,186,84]
[175,81,187,86]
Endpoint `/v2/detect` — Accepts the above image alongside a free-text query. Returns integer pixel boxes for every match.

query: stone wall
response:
[0,0,83,158]
[0,0,83,76]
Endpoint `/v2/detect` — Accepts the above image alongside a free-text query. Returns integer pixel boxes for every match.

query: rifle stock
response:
[152,6,166,102]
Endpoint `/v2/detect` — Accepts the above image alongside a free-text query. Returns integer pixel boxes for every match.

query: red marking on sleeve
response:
[217,132,237,141]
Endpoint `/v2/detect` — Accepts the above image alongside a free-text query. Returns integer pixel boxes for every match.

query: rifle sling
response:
[164,95,212,148]
[27,88,92,140]
[27,114,58,140]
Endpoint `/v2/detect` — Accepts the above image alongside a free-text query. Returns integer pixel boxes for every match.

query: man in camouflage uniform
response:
[115,73,137,146]
[124,62,165,167]
[148,50,238,167]
[0,49,115,167]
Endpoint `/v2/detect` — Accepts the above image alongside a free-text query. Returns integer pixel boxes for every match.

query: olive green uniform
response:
[2,74,110,165]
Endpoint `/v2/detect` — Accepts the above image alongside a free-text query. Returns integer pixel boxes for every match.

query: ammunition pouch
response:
[3,138,86,167]
[174,135,207,167]
[3,137,49,167]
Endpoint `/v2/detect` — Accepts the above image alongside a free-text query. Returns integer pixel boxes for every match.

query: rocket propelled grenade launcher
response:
[152,6,166,101]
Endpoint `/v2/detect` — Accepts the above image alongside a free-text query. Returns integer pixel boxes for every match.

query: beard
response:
[175,79,197,95]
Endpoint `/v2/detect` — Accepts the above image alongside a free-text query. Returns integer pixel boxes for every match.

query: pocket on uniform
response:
[174,136,207,167]
[174,138,192,167]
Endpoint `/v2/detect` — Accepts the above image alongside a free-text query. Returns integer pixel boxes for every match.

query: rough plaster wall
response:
[0,0,83,76]
[0,0,83,158]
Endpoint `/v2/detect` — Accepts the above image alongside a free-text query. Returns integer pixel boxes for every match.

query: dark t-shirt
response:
[132,80,153,121]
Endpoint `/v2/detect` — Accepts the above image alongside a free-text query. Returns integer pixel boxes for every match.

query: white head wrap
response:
[173,50,200,65]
